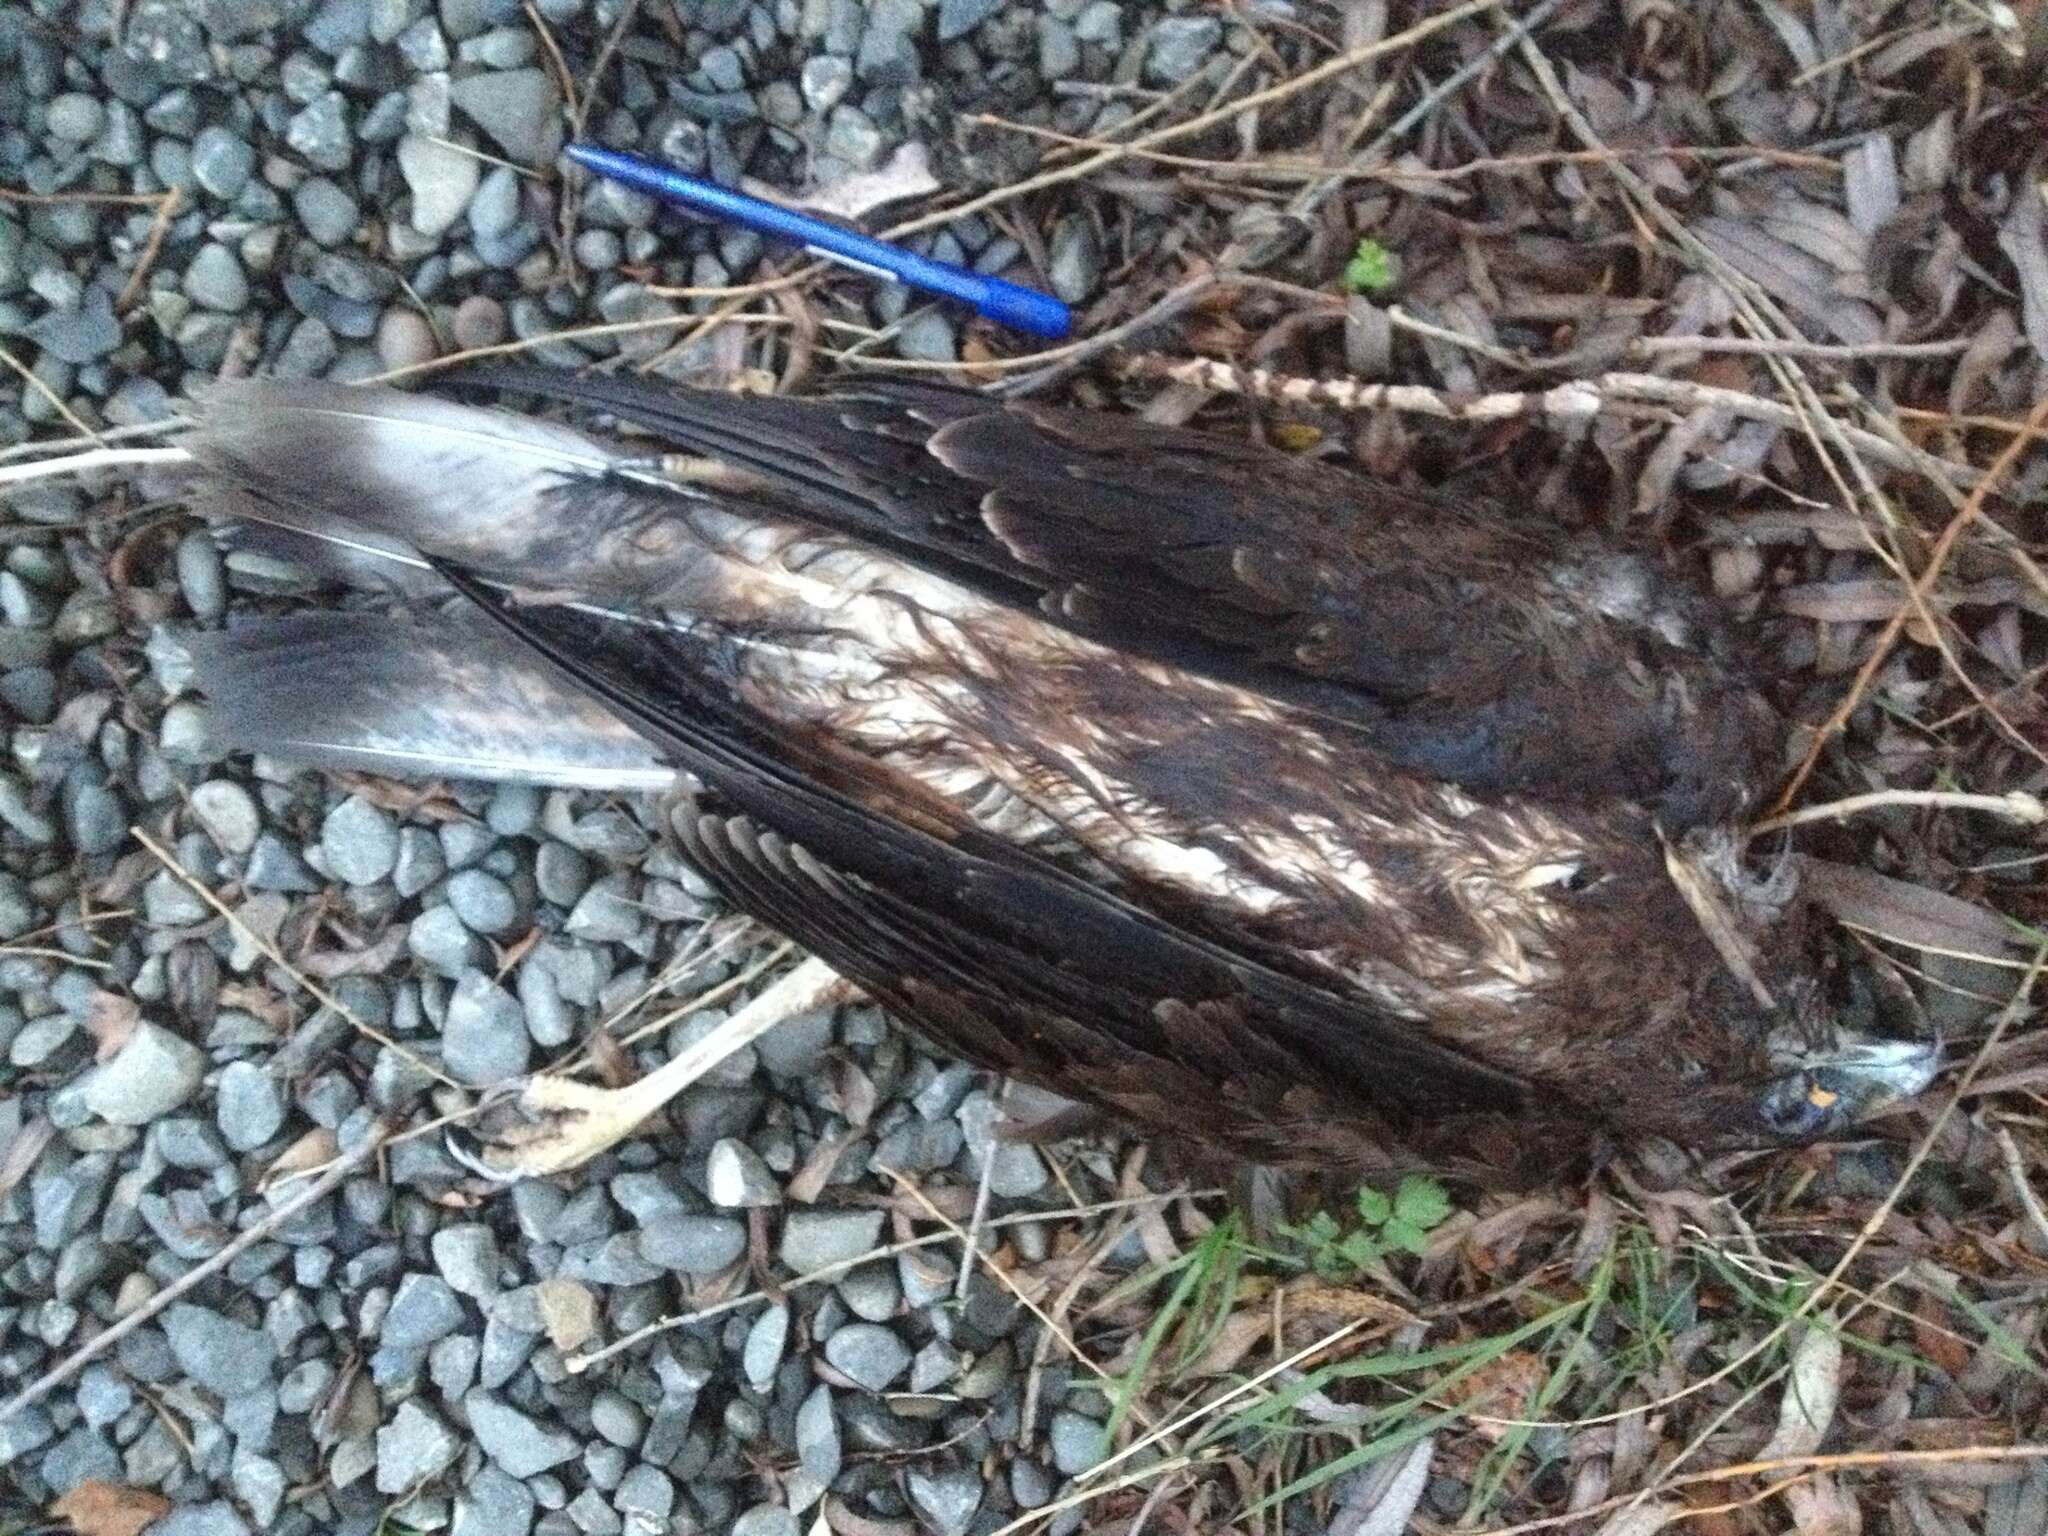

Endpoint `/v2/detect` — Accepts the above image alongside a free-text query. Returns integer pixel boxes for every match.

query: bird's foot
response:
[447,1075,656,1183]
[447,956,854,1184]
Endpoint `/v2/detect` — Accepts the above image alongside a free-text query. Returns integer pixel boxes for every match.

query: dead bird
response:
[173,367,1937,1177]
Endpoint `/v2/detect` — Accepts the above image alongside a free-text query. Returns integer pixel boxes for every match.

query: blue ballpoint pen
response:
[565,142,1072,340]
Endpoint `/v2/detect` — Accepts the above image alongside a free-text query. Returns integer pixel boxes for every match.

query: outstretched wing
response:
[454,367,1778,828]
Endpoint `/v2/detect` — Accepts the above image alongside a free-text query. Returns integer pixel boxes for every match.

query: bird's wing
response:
[437,565,1533,1151]
[452,367,1776,825]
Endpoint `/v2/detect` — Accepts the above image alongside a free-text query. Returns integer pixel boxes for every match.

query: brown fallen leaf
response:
[1438,1348,1548,1440]
[83,991,141,1063]
[261,1127,340,1193]
[1800,858,2023,960]
[48,1480,171,1536]
[0,1115,57,1199]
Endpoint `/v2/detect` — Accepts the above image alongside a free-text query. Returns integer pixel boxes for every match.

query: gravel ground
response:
[7,1,2048,1533]
[0,2,1204,1530]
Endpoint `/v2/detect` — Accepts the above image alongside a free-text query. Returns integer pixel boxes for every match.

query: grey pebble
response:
[143,868,210,927]
[731,1508,799,1536]
[393,826,447,897]
[398,132,479,236]
[376,1399,462,1493]
[384,1271,468,1349]
[754,1002,835,1077]
[779,1208,884,1273]
[446,867,518,935]
[907,1467,983,1536]
[469,163,521,240]
[823,104,884,169]
[589,1389,646,1449]
[959,1089,1048,1196]
[938,0,1006,42]
[465,1388,582,1477]
[83,1020,204,1124]
[182,240,247,309]
[898,309,957,362]
[216,1060,286,1149]
[245,832,320,892]
[565,872,641,943]
[190,125,256,199]
[451,293,507,348]
[1048,213,1103,304]
[1049,1409,1105,1475]
[46,92,107,143]
[742,1302,789,1389]
[1146,14,1222,83]
[452,1466,537,1536]
[287,90,354,169]
[150,1504,253,1536]
[534,840,591,906]
[440,818,496,869]
[176,530,229,621]
[164,1302,275,1395]
[706,1137,780,1207]
[836,1261,901,1322]
[616,1464,674,1529]
[25,288,120,363]
[322,794,399,884]
[294,176,361,245]
[1012,1459,1055,1508]
[432,1222,501,1296]
[190,779,259,854]
[450,69,561,162]
[796,1381,840,1486]
[639,1214,745,1274]
[408,904,482,976]
[824,1322,910,1391]
[441,970,531,1085]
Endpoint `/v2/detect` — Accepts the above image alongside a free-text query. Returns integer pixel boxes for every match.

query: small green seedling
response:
[1342,236,1399,294]
[1282,1174,1452,1278]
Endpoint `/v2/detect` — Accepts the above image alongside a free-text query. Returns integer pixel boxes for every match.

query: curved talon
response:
[448,1073,665,1182]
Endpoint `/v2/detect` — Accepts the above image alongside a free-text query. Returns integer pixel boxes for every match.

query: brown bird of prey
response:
[175,367,1935,1178]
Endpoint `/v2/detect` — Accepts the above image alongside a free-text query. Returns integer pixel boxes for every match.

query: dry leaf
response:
[1800,859,2022,960]
[1328,1435,1435,1536]
[0,1115,56,1199]
[537,1278,599,1352]
[589,1029,636,1090]
[1785,1473,1863,1536]
[1441,1349,1548,1440]
[783,142,939,222]
[1183,1307,1272,1378]
[48,1480,171,1536]
[1761,1323,1843,1460]
[299,927,410,980]
[262,1127,339,1190]
[1591,1504,1683,1536]
[83,991,141,1063]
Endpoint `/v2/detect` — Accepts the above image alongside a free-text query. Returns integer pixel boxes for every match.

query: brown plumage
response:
[178,368,1937,1172]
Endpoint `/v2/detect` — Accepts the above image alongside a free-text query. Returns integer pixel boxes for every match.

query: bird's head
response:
[1590,829,1939,1148]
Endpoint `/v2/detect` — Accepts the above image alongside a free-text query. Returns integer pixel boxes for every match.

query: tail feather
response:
[186,609,678,791]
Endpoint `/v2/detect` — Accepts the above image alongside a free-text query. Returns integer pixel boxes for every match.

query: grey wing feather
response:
[185,609,678,791]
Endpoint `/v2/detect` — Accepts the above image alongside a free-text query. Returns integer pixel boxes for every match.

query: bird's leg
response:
[449,955,854,1182]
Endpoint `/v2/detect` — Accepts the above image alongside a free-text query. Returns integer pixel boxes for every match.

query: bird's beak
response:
[1759,1034,1941,1139]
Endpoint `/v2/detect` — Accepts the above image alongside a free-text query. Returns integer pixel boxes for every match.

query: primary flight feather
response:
[176,368,1935,1170]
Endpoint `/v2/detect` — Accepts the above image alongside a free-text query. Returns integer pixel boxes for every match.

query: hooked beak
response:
[1758,1035,1942,1141]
